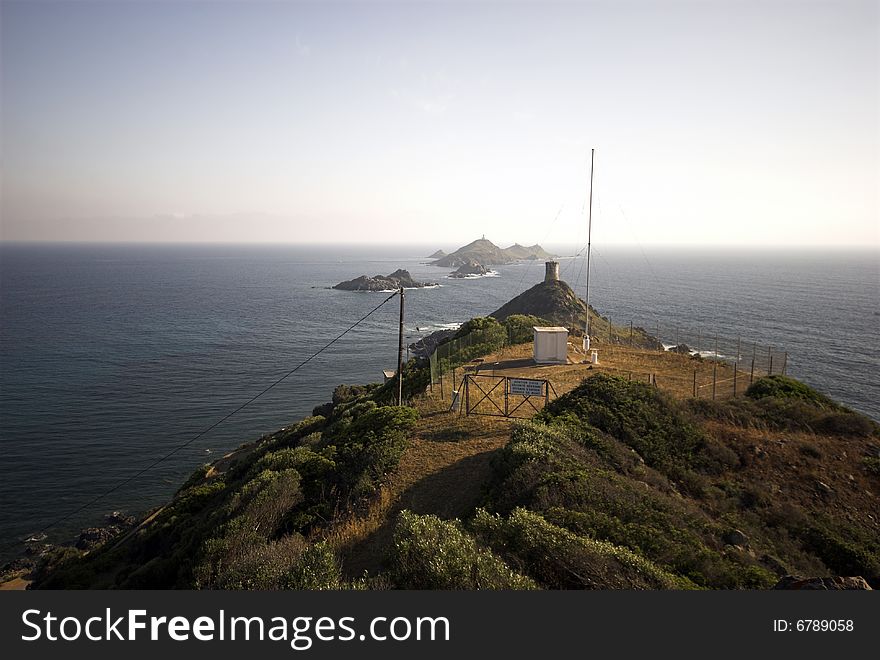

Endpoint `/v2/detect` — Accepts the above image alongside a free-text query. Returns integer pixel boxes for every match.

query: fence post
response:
[769,355,773,376]
[736,336,741,362]
[767,346,772,375]
[733,362,738,397]
[504,377,509,417]
[782,352,788,375]
[693,369,697,397]
[750,357,755,384]
[465,375,469,416]
[452,367,457,392]
[712,362,717,400]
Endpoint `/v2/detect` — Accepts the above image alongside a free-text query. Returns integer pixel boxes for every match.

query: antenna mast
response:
[583,148,594,352]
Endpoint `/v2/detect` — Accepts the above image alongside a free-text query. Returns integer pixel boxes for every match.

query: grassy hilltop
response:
[29,317,880,590]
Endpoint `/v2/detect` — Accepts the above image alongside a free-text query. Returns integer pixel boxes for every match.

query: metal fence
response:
[427,325,508,394]
[426,317,789,403]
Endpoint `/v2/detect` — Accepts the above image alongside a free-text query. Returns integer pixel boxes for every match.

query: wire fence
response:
[427,325,508,395]
[425,317,789,403]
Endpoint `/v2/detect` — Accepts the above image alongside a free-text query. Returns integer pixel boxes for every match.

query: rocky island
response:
[448,260,490,278]
[333,269,436,292]
[431,238,553,268]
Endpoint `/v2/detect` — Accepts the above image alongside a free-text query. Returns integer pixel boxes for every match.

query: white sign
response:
[508,378,544,397]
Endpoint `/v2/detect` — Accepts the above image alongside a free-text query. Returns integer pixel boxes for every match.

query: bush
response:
[802,524,880,584]
[391,511,536,589]
[471,508,691,589]
[503,314,549,344]
[199,535,307,590]
[813,412,875,438]
[746,375,839,409]
[537,374,708,471]
[281,542,342,590]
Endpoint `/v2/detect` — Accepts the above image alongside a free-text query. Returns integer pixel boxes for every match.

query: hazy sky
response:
[1,0,877,246]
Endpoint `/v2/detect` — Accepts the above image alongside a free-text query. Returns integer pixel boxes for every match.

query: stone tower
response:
[544,261,560,283]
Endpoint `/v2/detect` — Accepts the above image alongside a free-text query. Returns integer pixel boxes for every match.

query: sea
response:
[0,243,878,562]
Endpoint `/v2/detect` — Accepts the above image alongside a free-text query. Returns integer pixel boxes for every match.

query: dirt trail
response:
[337,401,512,579]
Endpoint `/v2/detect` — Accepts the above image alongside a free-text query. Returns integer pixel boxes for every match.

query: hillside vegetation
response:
[32,325,879,590]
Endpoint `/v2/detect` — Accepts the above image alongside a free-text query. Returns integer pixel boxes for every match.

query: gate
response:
[462,375,556,418]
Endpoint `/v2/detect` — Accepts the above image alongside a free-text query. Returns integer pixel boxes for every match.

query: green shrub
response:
[537,374,708,471]
[503,314,549,344]
[200,535,307,590]
[391,511,536,590]
[812,412,875,438]
[281,542,342,590]
[472,508,692,589]
[746,375,839,409]
[802,524,880,583]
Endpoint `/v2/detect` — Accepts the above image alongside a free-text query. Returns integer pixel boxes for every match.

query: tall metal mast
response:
[583,148,595,352]
[397,286,405,406]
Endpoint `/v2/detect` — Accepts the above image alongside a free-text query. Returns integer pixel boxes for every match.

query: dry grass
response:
[457,340,768,403]
[317,393,512,578]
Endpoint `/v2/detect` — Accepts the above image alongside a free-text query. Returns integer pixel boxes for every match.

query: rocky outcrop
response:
[333,269,436,292]
[409,328,457,359]
[773,575,872,590]
[75,511,135,551]
[448,260,490,278]
[428,250,447,259]
[490,278,588,328]
[432,238,553,268]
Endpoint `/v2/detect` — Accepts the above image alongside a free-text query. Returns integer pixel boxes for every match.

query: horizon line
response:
[1,239,878,251]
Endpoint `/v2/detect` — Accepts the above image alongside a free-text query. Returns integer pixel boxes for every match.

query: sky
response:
[1,0,878,247]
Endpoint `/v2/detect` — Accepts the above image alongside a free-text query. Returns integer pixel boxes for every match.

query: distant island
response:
[430,238,553,268]
[427,249,447,259]
[333,269,436,292]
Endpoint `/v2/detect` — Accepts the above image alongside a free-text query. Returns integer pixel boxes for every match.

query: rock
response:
[448,260,489,278]
[106,511,134,527]
[427,249,447,259]
[490,278,587,327]
[409,329,457,359]
[75,527,115,550]
[773,575,872,590]
[816,480,833,495]
[333,269,436,292]
[723,529,750,547]
[668,343,692,354]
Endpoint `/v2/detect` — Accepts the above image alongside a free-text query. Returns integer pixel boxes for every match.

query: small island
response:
[431,237,553,268]
[333,269,436,292]
[448,260,490,278]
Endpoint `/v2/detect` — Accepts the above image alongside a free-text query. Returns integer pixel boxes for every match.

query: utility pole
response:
[397,287,405,406]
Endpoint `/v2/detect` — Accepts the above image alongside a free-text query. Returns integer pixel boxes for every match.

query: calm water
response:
[1,243,877,560]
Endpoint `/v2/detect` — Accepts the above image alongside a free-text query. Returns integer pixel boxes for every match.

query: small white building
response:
[533,326,569,364]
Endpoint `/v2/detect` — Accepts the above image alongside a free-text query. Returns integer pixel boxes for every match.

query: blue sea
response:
[0,243,878,561]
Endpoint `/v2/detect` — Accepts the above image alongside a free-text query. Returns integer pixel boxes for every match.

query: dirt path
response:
[334,399,512,579]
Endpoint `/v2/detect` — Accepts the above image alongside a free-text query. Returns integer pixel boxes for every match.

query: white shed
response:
[533,326,569,364]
